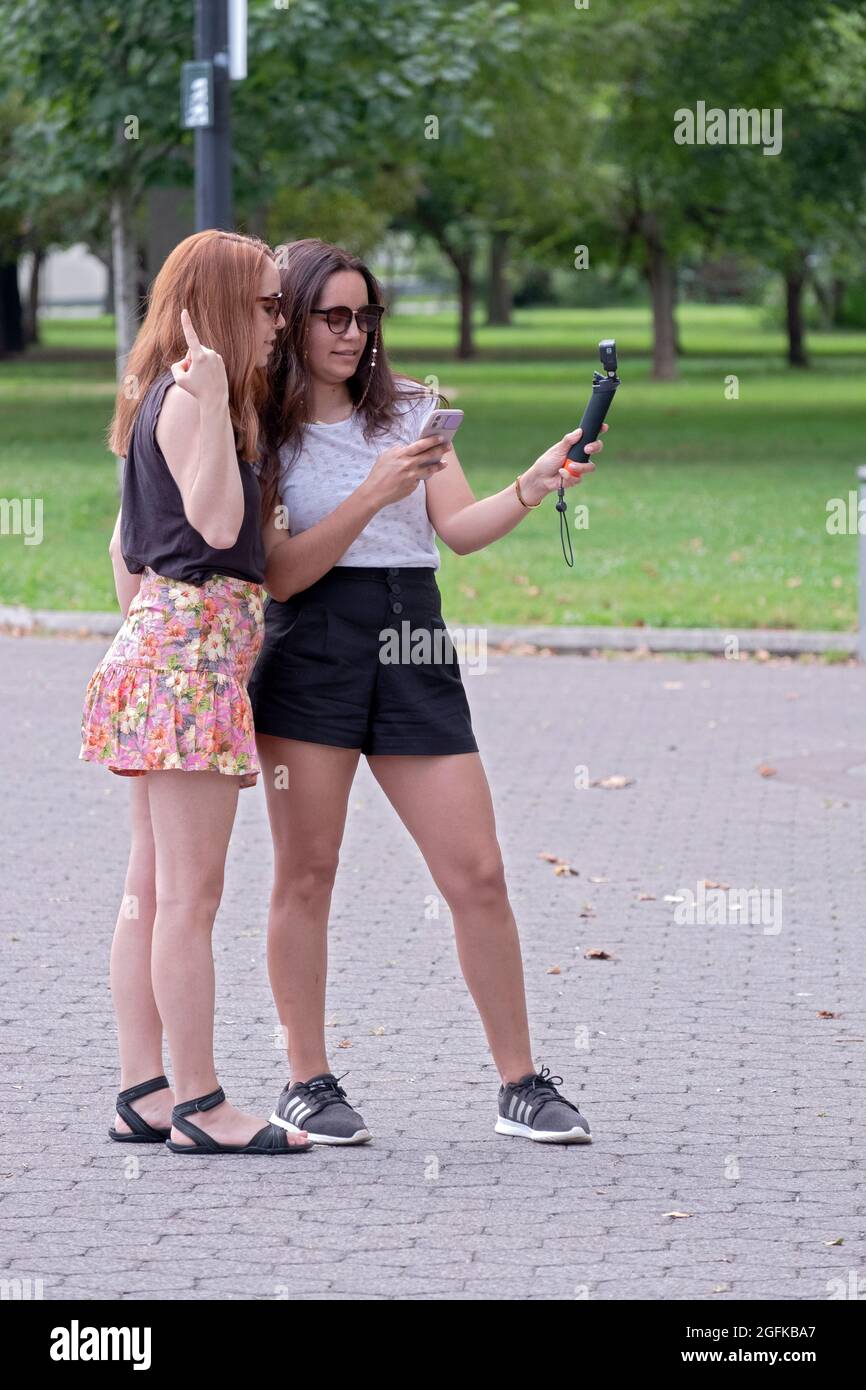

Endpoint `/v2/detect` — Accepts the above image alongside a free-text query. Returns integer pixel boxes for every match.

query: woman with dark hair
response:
[251,238,604,1146]
[81,230,312,1156]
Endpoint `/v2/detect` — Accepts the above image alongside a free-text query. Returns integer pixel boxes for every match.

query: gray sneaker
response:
[495,1066,592,1144]
[270,1072,371,1145]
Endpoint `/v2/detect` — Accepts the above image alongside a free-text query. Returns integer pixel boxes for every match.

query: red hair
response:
[109,230,273,464]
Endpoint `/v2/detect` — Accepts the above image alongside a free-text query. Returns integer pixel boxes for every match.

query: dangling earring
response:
[299,339,309,420]
[355,326,379,412]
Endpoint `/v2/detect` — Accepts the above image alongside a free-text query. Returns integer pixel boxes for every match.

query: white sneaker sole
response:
[494,1116,592,1144]
[270,1112,372,1146]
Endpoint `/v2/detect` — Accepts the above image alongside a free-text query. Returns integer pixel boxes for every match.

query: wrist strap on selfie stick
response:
[556,339,621,567]
[556,487,574,566]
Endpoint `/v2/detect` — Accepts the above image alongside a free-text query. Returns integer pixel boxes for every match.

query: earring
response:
[355,328,379,411]
[300,338,309,416]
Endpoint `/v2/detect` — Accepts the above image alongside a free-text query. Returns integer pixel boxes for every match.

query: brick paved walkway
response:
[1,636,864,1300]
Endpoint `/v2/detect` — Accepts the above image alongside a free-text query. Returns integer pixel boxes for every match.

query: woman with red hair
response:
[80,230,313,1156]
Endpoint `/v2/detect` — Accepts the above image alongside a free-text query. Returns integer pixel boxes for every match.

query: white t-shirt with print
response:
[277,382,441,569]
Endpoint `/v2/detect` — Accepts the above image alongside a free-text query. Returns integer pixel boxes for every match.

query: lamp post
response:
[181,1,247,231]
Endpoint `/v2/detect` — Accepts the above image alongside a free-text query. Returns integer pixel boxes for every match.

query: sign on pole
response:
[181,61,214,129]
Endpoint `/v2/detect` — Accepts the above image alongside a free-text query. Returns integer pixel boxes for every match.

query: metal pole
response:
[194,0,233,230]
[858,467,866,662]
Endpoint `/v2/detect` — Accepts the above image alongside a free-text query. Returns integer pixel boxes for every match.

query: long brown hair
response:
[109,229,273,466]
[258,238,443,522]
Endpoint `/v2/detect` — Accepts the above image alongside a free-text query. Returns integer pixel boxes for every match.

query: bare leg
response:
[109,776,174,1134]
[147,768,308,1147]
[258,735,361,1081]
[366,753,535,1085]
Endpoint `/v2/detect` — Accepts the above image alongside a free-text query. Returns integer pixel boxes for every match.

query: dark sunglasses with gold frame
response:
[310,304,385,335]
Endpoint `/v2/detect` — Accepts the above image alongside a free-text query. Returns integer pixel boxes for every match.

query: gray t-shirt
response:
[277,383,441,569]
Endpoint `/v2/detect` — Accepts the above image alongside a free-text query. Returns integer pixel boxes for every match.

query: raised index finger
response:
[180,307,201,353]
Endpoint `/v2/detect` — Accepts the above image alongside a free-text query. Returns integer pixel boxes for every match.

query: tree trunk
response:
[111,188,139,380]
[412,195,475,358]
[811,273,847,329]
[456,259,475,359]
[810,274,832,329]
[672,274,684,356]
[441,246,475,358]
[111,188,140,490]
[100,252,115,316]
[23,247,43,346]
[486,230,512,326]
[785,261,809,367]
[642,217,678,380]
[0,260,24,357]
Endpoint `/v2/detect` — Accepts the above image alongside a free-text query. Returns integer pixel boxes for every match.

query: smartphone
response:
[417,407,464,448]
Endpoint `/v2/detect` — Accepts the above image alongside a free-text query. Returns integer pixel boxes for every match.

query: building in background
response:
[18,188,195,321]
[19,245,108,318]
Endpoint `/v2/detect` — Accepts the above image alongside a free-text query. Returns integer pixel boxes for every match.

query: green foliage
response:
[1,304,861,628]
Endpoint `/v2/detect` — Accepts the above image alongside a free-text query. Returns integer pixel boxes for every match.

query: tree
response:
[726,1,866,365]
[6,0,193,372]
[240,0,526,358]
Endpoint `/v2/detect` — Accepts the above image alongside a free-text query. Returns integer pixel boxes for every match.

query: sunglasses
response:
[310,304,385,335]
[256,292,284,322]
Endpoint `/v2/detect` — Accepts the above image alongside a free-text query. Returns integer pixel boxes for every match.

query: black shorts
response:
[248,566,479,756]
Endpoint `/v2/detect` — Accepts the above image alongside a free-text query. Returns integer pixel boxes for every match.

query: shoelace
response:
[516,1065,581,1116]
[294,1072,352,1107]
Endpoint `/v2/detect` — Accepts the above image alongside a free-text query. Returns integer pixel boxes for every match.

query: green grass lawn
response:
[1,303,863,628]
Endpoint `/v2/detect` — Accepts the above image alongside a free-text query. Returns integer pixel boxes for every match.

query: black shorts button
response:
[388,583,402,595]
[391,602,403,614]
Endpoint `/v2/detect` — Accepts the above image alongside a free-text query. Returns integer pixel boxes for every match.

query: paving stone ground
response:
[1,634,864,1301]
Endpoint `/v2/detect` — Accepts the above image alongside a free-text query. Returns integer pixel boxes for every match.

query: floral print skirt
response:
[79,568,265,778]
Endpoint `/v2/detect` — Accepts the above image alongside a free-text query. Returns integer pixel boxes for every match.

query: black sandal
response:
[108,1074,172,1143]
[164,1086,313,1155]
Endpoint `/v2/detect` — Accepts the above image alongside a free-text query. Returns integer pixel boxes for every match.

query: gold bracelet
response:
[514,474,542,509]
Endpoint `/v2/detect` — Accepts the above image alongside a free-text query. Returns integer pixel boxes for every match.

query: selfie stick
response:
[557,339,621,565]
